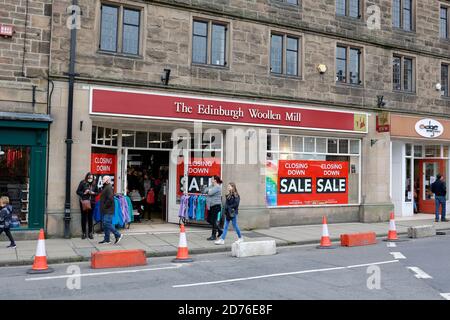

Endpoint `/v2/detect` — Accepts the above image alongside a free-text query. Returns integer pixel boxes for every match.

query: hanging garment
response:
[178,195,189,219]
[125,196,134,223]
[118,196,129,224]
[93,201,101,223]
[196,195,206,221]
[113,197,124,228]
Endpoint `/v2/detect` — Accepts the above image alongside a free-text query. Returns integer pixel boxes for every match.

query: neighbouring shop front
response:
[85,86,368,229]
[389,113,450,217]
[0,116,50,230]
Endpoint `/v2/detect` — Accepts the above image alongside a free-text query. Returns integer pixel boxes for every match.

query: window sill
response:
[439,37,450,43]
[269,0,300,9]
[192,63,229,70]
[335,15,364,22]
[335,82,364,88]
[392,27,416,35]
[97,50,143,59]
[270,73,303,80]
[392,90,416,95]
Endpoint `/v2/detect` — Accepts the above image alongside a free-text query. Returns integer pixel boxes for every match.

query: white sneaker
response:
[236,237,244,243]
[215,238,225,245]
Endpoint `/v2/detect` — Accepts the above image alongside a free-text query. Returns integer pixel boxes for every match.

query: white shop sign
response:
[415,119,444,138]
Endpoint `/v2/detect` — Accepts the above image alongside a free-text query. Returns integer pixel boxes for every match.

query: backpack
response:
[146,189,155,204]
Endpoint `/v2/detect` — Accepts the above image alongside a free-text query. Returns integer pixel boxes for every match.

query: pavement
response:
[1,214,449,267]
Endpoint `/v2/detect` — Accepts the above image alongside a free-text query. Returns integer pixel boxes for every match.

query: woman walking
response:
[76,172,98,239]
[204,175,223,241]
[215,183,244,245]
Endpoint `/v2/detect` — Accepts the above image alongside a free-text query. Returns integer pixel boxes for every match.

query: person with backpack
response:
[215,182,244,245]
[0,196,16,248]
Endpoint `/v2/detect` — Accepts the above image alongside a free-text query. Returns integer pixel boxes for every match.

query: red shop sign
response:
[91,88,367,133]
[177,157,221,196]
[277,160,348,206]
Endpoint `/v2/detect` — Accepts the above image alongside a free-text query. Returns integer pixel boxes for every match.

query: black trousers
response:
[79,202,93,234]
[208,205,222,236]
[0,227,15,245]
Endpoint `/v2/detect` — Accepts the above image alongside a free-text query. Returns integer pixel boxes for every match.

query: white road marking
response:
[172,260,399,288]
[390,252,406,259]
[440,293,450,300]
[387,242,397,248]
[407,267,433,279]
[25,264,183,282]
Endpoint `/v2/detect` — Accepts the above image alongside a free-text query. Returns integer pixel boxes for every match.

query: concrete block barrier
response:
[91,249,147,269]
[340,232,377,247]
[231,240,276,258]
[407,225,436,239]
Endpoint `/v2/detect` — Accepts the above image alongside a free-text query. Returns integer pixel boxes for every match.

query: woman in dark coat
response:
[76,172,98,239]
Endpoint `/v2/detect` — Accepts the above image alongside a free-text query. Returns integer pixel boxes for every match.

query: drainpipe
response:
[64,0,79,238]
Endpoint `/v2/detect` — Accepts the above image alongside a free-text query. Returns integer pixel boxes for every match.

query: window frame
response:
[270,32,302,78]
[99,3,142,56]
[336,0,362,19]
[122,7,141,55]
[442,63,450,98]
[392,54,416,93]
[392,0,415,32]
[335,44,363,86]
[441,4,450,40]
[191,18,229,67]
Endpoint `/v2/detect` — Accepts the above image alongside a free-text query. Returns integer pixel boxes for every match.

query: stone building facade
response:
[21,0,450,236]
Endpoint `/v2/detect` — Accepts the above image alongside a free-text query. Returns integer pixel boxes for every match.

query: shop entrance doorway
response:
[416,159,446,214]
[124,149,169,223]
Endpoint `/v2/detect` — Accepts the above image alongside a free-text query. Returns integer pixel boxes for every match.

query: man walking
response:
[431,174,449,222]
[99,175,123,244]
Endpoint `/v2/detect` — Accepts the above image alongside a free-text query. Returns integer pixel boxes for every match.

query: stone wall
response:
[0,0,52,114]
[48,0,450,117]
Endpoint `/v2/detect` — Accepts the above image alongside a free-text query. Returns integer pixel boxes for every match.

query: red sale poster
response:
[277,160,348,206]
[91,153,117,192]
[177,157,221,196]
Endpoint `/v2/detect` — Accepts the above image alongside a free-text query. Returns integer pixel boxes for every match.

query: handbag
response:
[81,199,92,212]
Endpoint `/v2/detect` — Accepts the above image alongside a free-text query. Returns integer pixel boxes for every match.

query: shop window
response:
[413,145,423,157]
[339,139,349,154]
[316,138,327,153]
[122,130,135,147]
[161,133,173,149]
[92,126,97,145]
[280,135,291,153]
[328,139,338,153]
[304,137,315,152]
[405,143,412,156]
[135,131,147,148]
[0,146,30,229]
[425,145,441,158]
[292,136,303,152]
[350,140,359,154]
[405,157,412,202]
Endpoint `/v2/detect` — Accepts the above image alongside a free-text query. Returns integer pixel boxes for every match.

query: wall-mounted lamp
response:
[435,83,442,91]
[377,95,386,108]
[317,64,327,74]
[370,139,378,147]
[80,120,83,131]
[161,68,171,85]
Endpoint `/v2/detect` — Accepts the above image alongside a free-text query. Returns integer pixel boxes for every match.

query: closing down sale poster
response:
[277,160,348,206]
[177,158,221,196]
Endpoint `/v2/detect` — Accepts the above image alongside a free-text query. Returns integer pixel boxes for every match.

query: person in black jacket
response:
[431,174,449,222]
[76,172,99,239]
[99,175,123,245]
[215,182,244,245]
[0,196,16,248]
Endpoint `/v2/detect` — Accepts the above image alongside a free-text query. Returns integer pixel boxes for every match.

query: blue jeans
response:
[221,215,241,240]
[102,214,121,242]
[435,196,446,220]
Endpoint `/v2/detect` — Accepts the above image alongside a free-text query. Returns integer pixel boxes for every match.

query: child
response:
[0,196,16,248]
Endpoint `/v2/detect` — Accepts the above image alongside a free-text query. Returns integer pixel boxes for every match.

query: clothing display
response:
[178,194,208,222]
[93,194,133,228]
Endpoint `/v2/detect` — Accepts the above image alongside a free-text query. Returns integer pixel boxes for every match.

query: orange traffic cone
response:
[382,212,402,242]
[317,216,335,249]
[27,229,54,274]
[172,224,193,263]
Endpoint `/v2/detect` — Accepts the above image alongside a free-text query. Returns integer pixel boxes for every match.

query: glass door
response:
[168,148,189,223]
[418,159,446,214]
